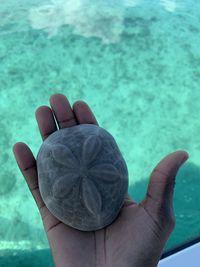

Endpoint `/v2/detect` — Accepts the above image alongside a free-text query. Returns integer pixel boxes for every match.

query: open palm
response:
[12,93,189,267]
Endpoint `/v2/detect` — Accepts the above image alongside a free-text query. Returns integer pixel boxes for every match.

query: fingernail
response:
[184,152,189,160]
[179,153,189,165]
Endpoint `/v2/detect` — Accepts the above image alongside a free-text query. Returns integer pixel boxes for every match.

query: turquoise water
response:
[0,0,200,266]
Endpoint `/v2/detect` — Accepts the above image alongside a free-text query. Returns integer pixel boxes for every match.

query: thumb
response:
[140,150,189,222]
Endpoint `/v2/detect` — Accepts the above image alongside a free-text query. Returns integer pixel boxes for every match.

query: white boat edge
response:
[158,239,200,266]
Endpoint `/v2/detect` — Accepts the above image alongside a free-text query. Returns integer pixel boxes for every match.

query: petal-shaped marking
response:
[89,164,119,183]
[82,136,102,165]
[51,144,78,169]
[52,173,79,199]
[81,178,102,215]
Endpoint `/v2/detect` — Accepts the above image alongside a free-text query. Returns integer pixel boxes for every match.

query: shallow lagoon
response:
[0,0,200,266]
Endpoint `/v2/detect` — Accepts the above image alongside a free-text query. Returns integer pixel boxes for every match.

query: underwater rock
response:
[36,124,128,231]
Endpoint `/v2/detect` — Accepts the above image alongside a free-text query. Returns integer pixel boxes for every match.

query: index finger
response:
[12,142,45,211]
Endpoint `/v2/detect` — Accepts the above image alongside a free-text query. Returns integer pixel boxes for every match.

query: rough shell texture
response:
[36,124,128,231]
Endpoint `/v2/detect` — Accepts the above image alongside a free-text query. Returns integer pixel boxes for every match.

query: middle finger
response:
[50,93,78,129]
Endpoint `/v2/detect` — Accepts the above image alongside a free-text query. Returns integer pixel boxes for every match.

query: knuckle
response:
[154,205,176,229]
[165,215,176,230]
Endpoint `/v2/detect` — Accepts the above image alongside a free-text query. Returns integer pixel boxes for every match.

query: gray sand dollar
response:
[36,124,129,231]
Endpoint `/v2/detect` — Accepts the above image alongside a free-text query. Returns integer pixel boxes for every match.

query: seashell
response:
[36,124,128,231]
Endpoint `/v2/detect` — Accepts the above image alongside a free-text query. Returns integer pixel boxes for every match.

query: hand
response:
[12,93,189,267]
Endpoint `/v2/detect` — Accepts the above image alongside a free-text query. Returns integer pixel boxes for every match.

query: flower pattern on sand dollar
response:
[52,135,120,216]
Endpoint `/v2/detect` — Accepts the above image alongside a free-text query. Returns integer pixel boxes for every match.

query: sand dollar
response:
[36,124,128,231]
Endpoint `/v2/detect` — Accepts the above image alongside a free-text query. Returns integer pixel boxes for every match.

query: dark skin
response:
[12,93,189,267]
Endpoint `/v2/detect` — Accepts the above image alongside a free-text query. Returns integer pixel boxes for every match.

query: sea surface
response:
[0,0,200,266]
